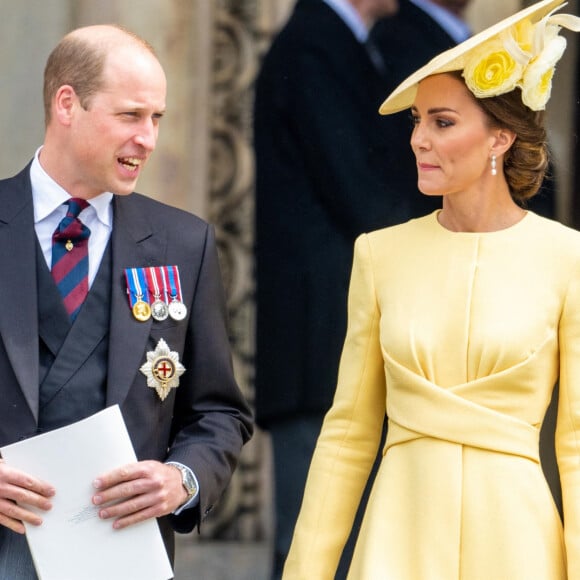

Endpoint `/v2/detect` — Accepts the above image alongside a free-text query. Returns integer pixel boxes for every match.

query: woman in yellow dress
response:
[283,1,580,578]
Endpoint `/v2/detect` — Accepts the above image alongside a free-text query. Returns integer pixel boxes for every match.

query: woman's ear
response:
[492,127,517,156]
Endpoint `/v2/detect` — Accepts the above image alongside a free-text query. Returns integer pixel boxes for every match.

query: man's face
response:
[430,0,471,16]
[371,0,399,19]
[66,46,167,198]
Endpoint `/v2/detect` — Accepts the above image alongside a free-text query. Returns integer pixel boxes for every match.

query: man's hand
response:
[0,459,55,534]
[92,460,187,530]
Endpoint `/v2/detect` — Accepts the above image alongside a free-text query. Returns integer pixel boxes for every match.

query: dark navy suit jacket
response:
[0,165,253,555]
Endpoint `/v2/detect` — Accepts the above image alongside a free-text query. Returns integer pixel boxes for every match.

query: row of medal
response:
[124,265,188,322]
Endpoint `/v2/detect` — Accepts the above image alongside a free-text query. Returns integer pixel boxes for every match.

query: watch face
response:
[182,469,197,496]
[170,463,197,498]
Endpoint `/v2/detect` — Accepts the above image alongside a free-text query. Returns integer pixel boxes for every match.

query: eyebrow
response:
[430,107,458,114]
[412,106,458,115]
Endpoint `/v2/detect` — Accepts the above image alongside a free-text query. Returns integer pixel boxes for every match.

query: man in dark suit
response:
[253,0,439,577]
[0,24,252,578]
[371,0,471,88]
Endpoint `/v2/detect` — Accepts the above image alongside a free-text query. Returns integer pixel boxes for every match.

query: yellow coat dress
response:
[283,211,580,580]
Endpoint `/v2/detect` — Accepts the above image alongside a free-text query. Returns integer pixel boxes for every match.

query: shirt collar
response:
[409,0,471,43]
[30,146,114,227]
[322,0,369,42]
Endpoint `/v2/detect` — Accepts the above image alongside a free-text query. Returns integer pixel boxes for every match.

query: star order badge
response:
[140,338,185,401]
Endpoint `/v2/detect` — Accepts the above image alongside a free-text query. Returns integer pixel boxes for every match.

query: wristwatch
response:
[168,462,197,501]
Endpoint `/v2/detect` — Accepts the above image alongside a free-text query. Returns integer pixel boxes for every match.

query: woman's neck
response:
[437,190,527,233]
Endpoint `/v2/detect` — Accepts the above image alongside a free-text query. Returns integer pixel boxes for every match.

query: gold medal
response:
[132,299,151,322]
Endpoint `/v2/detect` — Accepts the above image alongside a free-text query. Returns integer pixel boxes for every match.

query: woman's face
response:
[410,73,499,198]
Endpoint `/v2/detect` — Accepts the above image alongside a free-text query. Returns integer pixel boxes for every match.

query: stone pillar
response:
[466,0,520,29]
[0,1,70,175]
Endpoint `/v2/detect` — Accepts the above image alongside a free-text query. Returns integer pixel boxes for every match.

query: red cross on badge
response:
[140,338,186,401]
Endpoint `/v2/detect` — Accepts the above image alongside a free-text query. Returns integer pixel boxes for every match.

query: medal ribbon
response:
[124,267,150,308]
[145,267,166,302]
[159,266,171,303]
[166,265,183,302]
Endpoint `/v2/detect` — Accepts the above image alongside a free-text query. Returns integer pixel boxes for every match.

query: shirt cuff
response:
[166,461,200,515]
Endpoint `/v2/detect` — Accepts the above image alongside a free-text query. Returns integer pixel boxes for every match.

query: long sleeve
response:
[556,263,580,578]
[283,235,387,579]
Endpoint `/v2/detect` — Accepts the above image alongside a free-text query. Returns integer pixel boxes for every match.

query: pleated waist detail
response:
[384,353,540,463]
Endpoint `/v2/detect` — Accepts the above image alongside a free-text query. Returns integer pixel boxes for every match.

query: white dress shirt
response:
[30,147,113,287]
[322,0,370,41]
[409,0,471,43]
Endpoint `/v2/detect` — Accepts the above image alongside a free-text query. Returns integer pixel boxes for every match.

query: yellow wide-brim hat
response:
[379,0,580,115]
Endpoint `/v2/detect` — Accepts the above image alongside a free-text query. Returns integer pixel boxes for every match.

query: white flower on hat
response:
[521,29,566,110]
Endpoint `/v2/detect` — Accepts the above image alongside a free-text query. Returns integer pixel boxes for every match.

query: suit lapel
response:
[0,167,40,420]
[107,194,168,405]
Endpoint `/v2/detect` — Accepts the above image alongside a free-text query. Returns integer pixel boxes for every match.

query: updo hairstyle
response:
[477,87,549,203]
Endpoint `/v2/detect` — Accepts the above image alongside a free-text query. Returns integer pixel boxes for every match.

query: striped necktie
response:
[51,198,91,320]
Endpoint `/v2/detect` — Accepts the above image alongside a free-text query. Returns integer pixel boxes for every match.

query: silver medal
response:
[151,298,169,321]
[168,299,187,321]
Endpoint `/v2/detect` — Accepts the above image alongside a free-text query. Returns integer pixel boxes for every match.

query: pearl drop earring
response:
[490,153,497,176]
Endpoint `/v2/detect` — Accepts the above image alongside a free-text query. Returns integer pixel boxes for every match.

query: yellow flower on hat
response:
[521,28,567,110]
[462,37,524,99]
[461,11,578,111]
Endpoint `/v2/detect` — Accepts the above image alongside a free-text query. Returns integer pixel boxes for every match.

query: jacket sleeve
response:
[556,260,580,578]
[166,224,253,532]
[283,234,386,579]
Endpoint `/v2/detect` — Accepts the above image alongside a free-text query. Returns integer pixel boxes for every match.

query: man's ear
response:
[53,85,78,126]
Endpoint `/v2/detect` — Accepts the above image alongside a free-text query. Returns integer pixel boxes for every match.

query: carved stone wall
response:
[204,0,264,540]
[199,0,291,540]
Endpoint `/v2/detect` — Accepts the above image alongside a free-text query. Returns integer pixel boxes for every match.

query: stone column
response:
[0,1,70,175]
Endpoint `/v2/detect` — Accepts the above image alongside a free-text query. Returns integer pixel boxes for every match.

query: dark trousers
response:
[269,415,323,579]
[0,527,38,579]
